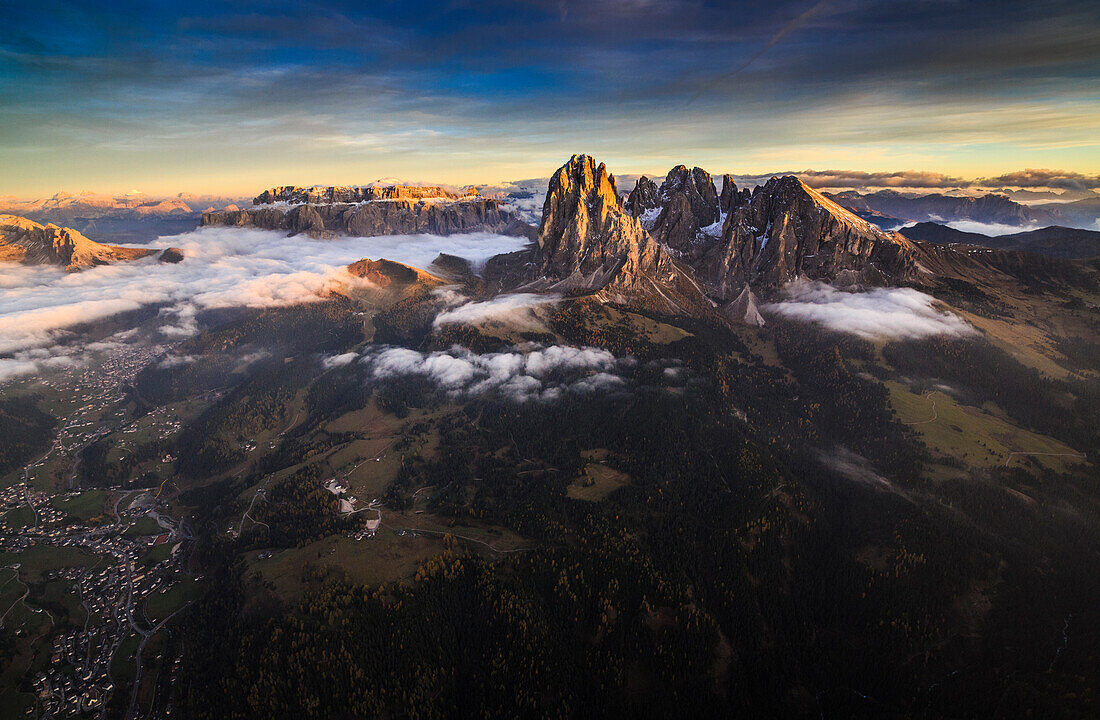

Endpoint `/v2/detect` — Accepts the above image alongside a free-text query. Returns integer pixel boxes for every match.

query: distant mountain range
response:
[7,163,1097,307]
[899,222,1100,259]
[0,191,246,244]
[825,188,1100,230]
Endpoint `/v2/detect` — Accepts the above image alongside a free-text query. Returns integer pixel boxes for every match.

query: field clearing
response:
[2,505,35,530]
[617,308,693,344]
[140,543,173,566]
[0,569,26,620]
[324,400,451,499]
[124,516,163,538]
[568,462,631,501]
[51,489,109,522]
[0,545,101,583]
[247,507,526,600]
[39,577,87,627]
[887,382,1085,473]
[142,578,202,623]
[111,631,140,687]
[246,530,444,600]
[385,510,528,553]
[951,287,1099,381]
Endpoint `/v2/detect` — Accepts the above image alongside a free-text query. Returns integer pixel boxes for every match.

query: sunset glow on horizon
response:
[2,0,1098,197]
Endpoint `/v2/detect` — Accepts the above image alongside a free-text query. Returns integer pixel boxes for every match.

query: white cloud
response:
[433,293,558,329]
[815,446,910,500]
[0,227,528,355]
[321,352,359,369]
[0,343,101,382]
[363,344,628,402]
[157,354,196,369]
[764,281,974,340]
[943,220,1036,236]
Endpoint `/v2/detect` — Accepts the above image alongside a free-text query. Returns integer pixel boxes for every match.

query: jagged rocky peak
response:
[537,154,651,277]
[159,247,185,264]
[722,285,765,327]
[659,166,720,225]
[253,184,480,206]
[649,165,721,251]
[532,155,715,318]
[719,174,751,215]
[708,175,918,294]
[624,176,660,217]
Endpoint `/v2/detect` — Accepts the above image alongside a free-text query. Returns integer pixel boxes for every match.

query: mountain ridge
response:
[0,214,162,270]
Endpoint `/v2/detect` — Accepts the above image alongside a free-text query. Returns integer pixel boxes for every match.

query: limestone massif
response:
[516,155,922,322]
[202,184,534,239]
[648,165,722,251]
[253,184,480,205]
[0,214,163,270]
[346,257,442,288]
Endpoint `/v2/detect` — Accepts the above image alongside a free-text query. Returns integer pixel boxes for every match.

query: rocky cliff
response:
[719,175,751,215]
[520,157,921,312]
[648,166,721,251]
[528,155,714,317]
[253,184,479,205]
[624,176,660,218]
[703,177,919,295]
[202,197,534,239]
[0,214,159,270]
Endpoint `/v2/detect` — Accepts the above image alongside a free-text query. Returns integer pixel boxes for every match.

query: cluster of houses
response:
[3,488,187,717]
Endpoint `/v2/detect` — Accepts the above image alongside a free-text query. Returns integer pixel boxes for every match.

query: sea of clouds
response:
[764,281,974,340]
[0,227,528,381]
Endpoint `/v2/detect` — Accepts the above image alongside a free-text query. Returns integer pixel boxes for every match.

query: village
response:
[1,481,191,717]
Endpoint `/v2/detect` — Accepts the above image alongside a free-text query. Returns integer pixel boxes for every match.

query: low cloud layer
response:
[941,220,1036,236]
[764,282,974,340]
[361,344,633,402]
[0,332,141,382]
[0,227,528,357]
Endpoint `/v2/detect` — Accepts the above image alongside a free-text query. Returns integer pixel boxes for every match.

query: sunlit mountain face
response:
[1,2,1098,719]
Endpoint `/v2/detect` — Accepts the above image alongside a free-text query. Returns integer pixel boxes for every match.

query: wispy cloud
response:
[2,1,1098,195]
[433,293,557,328]
[764,281,974,340]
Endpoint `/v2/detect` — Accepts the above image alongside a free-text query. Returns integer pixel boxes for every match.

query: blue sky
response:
[1,0,1098,195]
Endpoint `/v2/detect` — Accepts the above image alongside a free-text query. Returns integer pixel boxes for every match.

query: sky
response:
[1,0,1098,196]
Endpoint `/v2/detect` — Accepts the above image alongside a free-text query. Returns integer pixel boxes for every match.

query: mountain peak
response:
[537,154,640,277]
[531,156,715,317]
[707,173,916,293]
[0,214,158,270]
[648,165,721,251]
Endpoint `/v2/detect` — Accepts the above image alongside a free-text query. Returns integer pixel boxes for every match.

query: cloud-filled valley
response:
[0,227,527,353]
[0,227,528,381]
